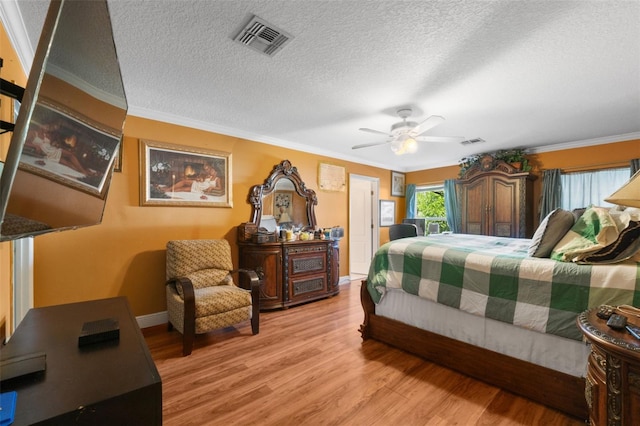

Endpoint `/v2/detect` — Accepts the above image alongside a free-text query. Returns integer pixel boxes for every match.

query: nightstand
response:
[577,309,640,426]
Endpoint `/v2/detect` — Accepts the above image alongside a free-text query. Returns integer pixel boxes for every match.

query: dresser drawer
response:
[286,244,327,278]
[290,273,328,301]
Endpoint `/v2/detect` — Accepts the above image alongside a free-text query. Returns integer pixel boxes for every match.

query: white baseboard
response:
[136,311,167,329]
[339,275,352,285]
[137,276,354,329]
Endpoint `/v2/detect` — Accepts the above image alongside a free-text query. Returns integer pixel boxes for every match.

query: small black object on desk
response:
[78,318,120,347]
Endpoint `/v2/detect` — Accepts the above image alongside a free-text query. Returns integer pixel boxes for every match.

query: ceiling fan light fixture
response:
[353,108,455,153]
[404,137,418,153]
[390,139,405,155]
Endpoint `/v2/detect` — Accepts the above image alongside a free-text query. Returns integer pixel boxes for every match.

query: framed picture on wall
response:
[391,171,405,197]
[139,139,232,207]
[379,199,395,227]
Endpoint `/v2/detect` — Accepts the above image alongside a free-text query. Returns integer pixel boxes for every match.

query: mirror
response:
[0,0,127,241]
[248,160,317,230]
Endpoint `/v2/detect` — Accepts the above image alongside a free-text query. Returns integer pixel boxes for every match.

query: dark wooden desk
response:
[0,297,162,425]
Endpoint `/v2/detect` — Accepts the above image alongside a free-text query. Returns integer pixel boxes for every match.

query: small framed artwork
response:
[379,200,395,227]
[391,171,405,197]
[318,162,346,192]
[139,139,232,207]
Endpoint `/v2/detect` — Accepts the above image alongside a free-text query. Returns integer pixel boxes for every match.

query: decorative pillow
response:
[581,221,640,264]
[550,207,620,262]
[528,209,575,258]
[571,208,587,223]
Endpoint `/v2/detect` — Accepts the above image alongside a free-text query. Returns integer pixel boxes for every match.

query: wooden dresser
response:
[456,159,535,238]
[239,239,340,310]
[577,309,640,426]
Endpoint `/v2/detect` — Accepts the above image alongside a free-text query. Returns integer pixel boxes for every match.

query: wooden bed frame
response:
[359,281,588,420]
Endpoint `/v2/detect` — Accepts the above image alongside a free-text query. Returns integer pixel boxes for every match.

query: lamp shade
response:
[605,170,640,208]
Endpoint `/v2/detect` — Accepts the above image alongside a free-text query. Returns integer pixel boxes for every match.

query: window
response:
[415,185,449,232]
[560,167,630,210]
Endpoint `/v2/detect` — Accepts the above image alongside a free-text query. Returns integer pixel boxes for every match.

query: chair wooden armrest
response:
[231,268,260,334]
[167,277,196,354]
[232,268,260,290]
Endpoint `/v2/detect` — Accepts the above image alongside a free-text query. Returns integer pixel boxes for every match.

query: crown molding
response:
[0,0,34,74]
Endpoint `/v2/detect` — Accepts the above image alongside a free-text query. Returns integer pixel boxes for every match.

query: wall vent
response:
[460,138,486,145]
[233,15,293,57]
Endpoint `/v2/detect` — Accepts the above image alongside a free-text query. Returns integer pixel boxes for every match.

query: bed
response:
[360,227,640,420]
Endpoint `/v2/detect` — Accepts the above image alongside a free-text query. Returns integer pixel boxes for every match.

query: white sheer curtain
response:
[560,168,630,210]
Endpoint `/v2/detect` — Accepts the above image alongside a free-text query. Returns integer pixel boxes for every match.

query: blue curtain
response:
[539,169,562,222]
[405,184,416,218]
[444,179,460,233]
[631,158,640,175]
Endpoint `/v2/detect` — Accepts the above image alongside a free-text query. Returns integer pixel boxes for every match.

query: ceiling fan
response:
[352,108,463,155]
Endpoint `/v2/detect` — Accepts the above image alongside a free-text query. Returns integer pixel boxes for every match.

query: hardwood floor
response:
[143,281,583,425]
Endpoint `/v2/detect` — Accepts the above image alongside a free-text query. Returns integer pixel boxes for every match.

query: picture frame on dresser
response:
[139,139,232,207]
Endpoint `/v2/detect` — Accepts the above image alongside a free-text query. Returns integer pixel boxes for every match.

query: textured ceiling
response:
[3,0,639,172]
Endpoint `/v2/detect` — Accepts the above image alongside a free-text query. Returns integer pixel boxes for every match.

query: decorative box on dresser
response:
[239,239,339,310]
[456,155,535,238]
[577,309,640,426]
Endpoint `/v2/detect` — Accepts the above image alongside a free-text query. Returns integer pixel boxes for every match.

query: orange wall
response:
[1,22,29,336]
[30,116,396,316]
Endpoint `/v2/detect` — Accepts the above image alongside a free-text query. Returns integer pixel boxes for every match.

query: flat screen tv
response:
[0,0,127,241]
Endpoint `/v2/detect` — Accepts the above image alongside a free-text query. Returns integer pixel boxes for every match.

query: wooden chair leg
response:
[251,313,259,335]
[183,330,194,356]
[251,279,260,335]
[182,282,196,356]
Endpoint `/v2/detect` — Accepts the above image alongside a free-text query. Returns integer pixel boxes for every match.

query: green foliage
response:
[495,148,527,163]
[459,149,531,175]
[415,190,450,232]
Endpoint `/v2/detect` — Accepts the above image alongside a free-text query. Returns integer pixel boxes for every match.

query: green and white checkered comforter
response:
[367,233,640,340]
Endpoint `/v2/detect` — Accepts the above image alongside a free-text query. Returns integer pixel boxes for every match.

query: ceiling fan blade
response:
[352,140,391,150]
[413,115,445,136]
[415,135,465,143]
[359,127,392,137]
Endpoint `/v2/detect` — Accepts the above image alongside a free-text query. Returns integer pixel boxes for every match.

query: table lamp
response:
[605,170,640,208]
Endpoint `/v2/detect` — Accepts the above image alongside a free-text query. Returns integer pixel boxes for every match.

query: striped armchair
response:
[166,239,260,356]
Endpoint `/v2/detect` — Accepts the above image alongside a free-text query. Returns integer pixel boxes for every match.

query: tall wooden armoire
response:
[456,156,535,238]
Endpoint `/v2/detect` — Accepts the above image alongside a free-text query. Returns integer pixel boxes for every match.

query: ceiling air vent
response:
[233,15,293,57]
[460,138,486,145]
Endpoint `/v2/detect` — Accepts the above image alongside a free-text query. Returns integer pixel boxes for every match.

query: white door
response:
[349,174,378,276]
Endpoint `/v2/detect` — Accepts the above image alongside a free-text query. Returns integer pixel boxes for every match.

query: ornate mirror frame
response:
[248,160,317,229]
